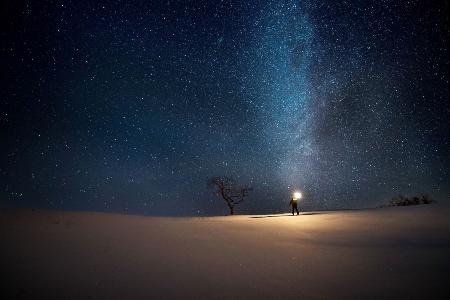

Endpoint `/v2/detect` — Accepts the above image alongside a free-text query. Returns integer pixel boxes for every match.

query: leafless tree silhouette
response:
[207,176,252,215]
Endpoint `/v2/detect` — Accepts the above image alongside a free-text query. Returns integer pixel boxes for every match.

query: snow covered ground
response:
[2,205,449,299]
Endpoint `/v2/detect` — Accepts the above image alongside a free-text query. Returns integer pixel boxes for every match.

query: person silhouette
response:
[289,197,299,215]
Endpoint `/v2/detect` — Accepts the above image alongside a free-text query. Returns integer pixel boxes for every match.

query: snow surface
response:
[2,205,450,299]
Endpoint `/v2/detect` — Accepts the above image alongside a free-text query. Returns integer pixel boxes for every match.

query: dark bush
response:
[389,194,434,206]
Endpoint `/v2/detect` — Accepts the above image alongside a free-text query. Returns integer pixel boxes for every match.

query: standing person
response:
[289,197,299,215]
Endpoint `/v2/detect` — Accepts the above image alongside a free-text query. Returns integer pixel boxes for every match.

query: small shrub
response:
[389,194,434,206]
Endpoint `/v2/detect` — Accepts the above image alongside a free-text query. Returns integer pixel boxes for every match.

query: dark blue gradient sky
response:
[1,0,448,215]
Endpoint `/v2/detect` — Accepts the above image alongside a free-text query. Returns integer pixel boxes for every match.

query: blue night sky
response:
[1,0,448,215]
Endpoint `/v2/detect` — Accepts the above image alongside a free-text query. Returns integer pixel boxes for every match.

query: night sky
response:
[1,0,449,215]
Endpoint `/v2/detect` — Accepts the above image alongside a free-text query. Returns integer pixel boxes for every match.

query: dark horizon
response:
[1,0,449,216]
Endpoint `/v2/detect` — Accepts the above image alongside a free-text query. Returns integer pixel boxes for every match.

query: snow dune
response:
[2,205,449,299]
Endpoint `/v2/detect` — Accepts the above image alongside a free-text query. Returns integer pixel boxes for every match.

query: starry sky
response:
[1,0,449,215]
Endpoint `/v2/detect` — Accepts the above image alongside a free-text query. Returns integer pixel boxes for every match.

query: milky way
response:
[1,1,448,215]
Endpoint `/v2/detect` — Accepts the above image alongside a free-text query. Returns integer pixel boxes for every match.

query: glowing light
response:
[293,191,302,200]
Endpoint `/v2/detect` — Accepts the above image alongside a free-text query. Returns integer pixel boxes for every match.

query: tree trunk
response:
[229,206,234,215]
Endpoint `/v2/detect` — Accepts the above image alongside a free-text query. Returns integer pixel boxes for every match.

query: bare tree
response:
[207,176,252,215]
